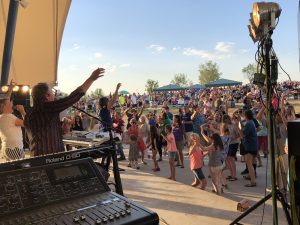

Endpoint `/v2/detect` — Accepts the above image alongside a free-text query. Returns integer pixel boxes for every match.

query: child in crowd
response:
[189,133,207,190]
[149,125,160,172]
[161,124,177,181]
[200,129,224,195]
[173,115,185,168]
[219,123,231,189]
[127,118,140,169]
[138,116,149,164]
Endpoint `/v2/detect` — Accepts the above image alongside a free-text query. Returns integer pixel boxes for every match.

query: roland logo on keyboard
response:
[45,152,81,164]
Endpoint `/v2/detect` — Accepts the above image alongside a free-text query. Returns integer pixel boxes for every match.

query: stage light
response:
[21,85,30,93]
[252,2,281,28]
[1,85,9,93]
[248,2,281,43]
[13,85,20,92]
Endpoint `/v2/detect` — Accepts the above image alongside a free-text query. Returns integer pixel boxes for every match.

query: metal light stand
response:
[231,34,291,225]
[72,106,124,195]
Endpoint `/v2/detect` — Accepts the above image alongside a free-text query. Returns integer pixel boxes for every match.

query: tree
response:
[242,63,257,83]
[198,61,222,84]
[90,88,104,99]
[145,79,159,94]
[171,73,190,87]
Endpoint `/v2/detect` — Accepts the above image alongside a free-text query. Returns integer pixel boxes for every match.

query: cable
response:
[259,150,269,225]
[270,47,292,82]
[278,61,292,82]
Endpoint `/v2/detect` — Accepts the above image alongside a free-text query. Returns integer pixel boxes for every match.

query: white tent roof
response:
[0,0,71,87]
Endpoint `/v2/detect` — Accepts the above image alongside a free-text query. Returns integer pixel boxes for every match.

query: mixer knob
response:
[125,202,131,208]
[120,211,126,216]
[108,215,114,221]
[95,218,102,224]
[80,214,86,221]
[102,217,108,223]
[114,213,120,218]
[73,216,80,223]
[126,209,131,214]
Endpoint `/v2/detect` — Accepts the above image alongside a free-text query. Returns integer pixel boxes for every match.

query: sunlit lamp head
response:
[1,86,9,93]
[252,2,281,28]
[21,85,30,93]
[13,85,20,92]
[248,2,281,43]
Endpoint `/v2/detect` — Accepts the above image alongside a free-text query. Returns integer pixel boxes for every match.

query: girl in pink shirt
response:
[161,124,177,181]
[189,133,207,190]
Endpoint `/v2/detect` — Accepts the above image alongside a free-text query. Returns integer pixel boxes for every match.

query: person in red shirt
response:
[189,133,207,190]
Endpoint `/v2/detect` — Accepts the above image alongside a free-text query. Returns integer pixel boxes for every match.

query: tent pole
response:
[1,0,19,85]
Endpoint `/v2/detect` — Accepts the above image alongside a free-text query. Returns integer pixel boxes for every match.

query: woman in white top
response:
[0,82,26,161]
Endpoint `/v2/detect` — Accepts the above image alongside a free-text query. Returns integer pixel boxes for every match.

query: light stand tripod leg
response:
[276,190,292,224]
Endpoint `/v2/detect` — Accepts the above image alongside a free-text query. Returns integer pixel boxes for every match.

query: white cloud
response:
[214,42,235,53]
[94,52,103,58]
[182,41,247,60]
[172,47,181,51]
[147,44,166,53]
[183,48,214,59]
[119,63,130,68]
[71,43,80,51]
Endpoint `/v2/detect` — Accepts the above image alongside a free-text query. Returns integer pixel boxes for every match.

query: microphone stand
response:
[72,105,124,196]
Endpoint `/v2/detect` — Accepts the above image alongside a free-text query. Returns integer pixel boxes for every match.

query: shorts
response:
[245,151,258,156]
[168,151,177,159]
[175,140,184,152]
[192,168,205,180]
[258,136,268,153]
[209,165,223,174]
[228,143,239,157]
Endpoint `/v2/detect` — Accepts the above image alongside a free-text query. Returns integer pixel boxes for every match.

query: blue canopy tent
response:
[188,84,205,90]
[153,84,185,91]
[205,78,242,87]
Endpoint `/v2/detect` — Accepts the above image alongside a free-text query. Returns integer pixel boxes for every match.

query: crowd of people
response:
[0,68,297,196]
[55,80,296,195]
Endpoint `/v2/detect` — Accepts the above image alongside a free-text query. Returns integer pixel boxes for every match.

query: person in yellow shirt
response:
[119,94,125,106]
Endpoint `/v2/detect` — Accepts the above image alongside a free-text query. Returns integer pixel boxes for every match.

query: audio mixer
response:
[0,158,159,225]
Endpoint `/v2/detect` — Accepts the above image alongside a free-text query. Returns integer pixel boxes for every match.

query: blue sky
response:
[57,0,299,95]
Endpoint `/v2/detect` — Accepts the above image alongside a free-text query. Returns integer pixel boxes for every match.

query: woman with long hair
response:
[222,114,241,181]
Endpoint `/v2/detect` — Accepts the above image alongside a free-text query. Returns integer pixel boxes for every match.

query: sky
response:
[57,0,299,95]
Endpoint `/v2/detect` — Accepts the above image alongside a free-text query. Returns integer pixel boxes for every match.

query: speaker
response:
[287,121,300,224]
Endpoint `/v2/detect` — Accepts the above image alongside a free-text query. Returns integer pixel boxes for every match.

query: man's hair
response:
[99,97,109,108]
[32,83,49,106]
[245,109,254,120]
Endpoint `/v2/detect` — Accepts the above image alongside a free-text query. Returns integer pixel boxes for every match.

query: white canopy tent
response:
[0,0,71,87]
